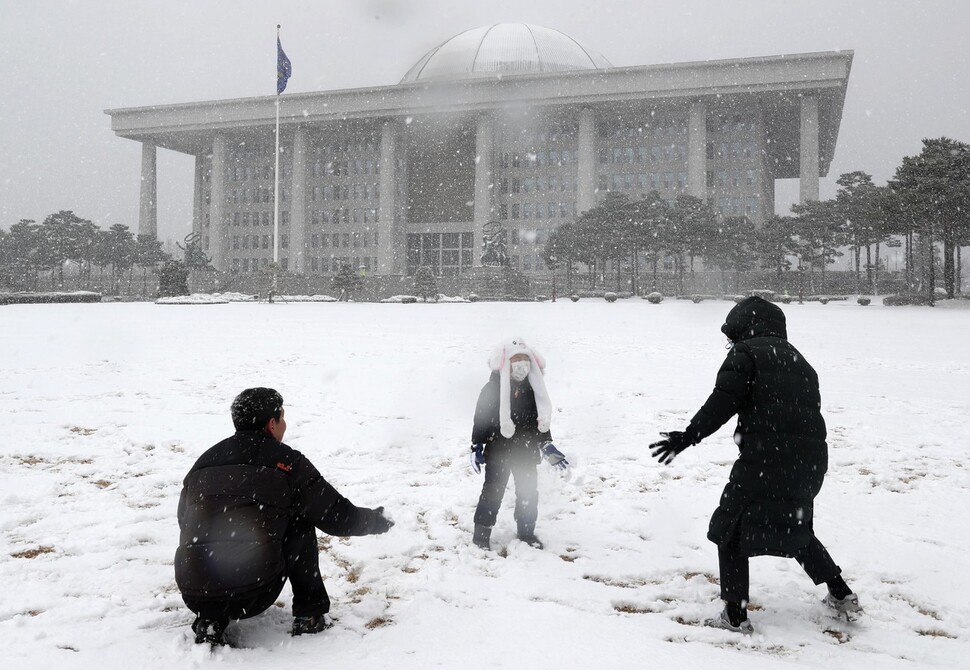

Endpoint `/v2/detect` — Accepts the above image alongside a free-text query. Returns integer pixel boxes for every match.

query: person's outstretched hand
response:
[650,431,692,465]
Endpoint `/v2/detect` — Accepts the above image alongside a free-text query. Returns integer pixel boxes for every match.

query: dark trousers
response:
[474,455,538,532]
[719,534,841,603]
[183,517,330,621]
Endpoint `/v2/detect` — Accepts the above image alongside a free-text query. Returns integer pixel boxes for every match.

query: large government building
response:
[106,24,852,282]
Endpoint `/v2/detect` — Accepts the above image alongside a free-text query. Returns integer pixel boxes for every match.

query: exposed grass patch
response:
[12,546,55,559]
[69,426,97,436]
[917,629,957,639]
[365,617,390,630]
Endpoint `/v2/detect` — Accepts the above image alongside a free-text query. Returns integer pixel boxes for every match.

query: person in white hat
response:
[468,338,569,550]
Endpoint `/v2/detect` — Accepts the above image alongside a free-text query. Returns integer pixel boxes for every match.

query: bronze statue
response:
[480,220,509,267]
[178,232,212,270]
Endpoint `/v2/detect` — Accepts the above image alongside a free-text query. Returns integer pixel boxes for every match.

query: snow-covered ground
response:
[1,299,968,669]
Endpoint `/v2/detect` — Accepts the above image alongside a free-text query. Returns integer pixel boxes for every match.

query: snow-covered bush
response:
[569,294,580,302]
[604,292,618,303]
[645,292,663,304]
[857,297,871,306]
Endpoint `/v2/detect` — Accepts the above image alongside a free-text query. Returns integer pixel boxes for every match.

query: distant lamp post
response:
[549,254,557,302]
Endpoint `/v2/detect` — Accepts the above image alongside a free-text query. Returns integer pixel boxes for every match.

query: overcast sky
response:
[1,0,967,244]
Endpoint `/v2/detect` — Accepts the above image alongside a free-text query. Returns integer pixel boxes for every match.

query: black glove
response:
[371,506,394,534]
[650,431,694,465]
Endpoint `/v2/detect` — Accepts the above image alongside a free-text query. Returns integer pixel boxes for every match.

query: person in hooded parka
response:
[650,296,862,634]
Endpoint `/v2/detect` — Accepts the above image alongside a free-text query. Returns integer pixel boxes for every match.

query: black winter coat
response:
[175,431,384,599]
[472,372,552,464]
[688,297,828,557]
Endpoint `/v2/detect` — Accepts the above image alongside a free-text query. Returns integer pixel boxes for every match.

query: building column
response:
[688,102,707,199]
[191,155,205,237]
[576,107,596,215]
[208,133,228,271]
[289,127,308,273]
[378,119,400,274]
[138,142,157,239]
[473,114,494,267]
[799,95,820,203]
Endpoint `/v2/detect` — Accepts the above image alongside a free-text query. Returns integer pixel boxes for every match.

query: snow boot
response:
[191,616,229,645]
[516,525,544,549]
[703,607,754,635]
[291,614,332,636]
[473,524,492,550]
[822,592,863,620]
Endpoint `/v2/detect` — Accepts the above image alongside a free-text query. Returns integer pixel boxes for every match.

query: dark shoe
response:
[473,524,491,550]
[703,607,754,635]
[517,532,544,549]
[191,617,229,645]
[291,615,332,636]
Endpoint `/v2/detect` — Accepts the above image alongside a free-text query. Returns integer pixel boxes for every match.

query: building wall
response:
[206,102,784,280]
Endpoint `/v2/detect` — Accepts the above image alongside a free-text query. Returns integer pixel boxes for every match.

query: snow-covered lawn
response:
[1,300,968,669]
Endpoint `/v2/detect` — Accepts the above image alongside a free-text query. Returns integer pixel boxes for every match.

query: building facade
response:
[106,24,852,279]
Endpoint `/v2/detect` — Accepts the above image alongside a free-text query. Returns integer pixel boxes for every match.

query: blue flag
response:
[277,37,292,94]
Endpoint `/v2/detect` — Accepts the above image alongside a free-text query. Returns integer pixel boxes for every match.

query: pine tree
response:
[412,265,438,301]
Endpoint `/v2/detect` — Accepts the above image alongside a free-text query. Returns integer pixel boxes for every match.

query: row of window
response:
[311,231,380,249]
[498,123,577,146]
[229,164,275,182]
[600,143,688,166]
[708,169,757,189]
[498,149,576,169]
[310,208,379,226]
[228,255,379,274]
[227,186,279,205]
[598,172,689,193]
[498,175,577,195]
[310,256,378,273]
[498,201,576,221]
[310,158,380,178]
[232,234,287,251]
[716,196,760,217]
[310,182,380,202]
[311,139,380,156]
[405,233,474,276]
[231,211,287,227]
[707,141,760,161]
[233,230,383,251]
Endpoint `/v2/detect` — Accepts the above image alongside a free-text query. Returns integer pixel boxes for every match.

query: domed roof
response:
[401,24,612,84]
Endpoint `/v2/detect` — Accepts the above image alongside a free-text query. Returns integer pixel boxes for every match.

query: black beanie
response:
[231,388,284,431]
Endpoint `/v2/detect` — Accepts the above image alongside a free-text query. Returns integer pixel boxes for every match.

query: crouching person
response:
[469,338,569,551]
[175,387,393,645]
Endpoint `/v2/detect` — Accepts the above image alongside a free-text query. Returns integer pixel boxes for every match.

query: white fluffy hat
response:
[488,337,552,438]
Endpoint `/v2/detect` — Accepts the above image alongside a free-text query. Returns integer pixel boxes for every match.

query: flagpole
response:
[271,24,282,302]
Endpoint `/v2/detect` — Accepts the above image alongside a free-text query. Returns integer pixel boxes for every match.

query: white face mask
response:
[510,360,531,382]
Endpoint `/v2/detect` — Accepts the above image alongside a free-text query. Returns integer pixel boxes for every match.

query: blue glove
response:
[469,444,485,474]
[541,442,569,471]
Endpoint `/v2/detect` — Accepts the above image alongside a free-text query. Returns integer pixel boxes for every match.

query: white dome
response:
[401,24,612,84]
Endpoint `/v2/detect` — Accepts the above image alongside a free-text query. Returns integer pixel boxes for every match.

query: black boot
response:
[291,614,332,636]
[517,524,543,549]
[191,616,229,645]
[473,524,491,550]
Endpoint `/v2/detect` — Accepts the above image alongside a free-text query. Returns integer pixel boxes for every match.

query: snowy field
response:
[1,299,969,669]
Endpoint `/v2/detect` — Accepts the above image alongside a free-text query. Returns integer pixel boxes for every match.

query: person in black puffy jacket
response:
[469,338,568,551]
[650,297,861,634]
[175,387,393,644]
